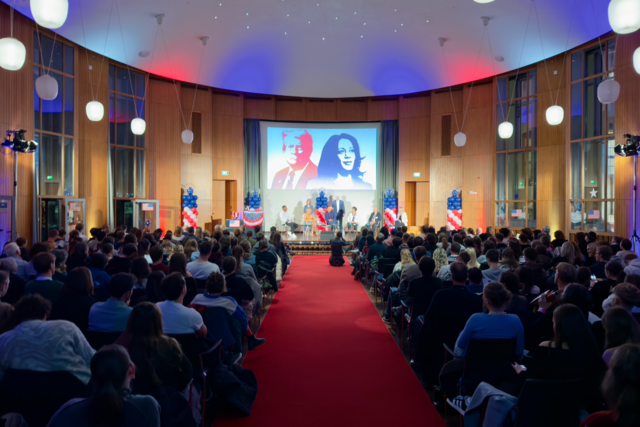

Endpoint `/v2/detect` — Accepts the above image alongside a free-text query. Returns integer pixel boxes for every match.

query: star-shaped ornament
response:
[590,189,598,198]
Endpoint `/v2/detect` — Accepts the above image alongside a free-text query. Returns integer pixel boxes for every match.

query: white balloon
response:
[634,47,640,74]
[35,74,58,100]
[182,129,194,144]
[454,132,467,147]
[597,79,620,104]
[85,101,104,121]
[131,118,146,135]
[498,122,514,139]
[31,0,69,29]
[0,37,26,71]
[608,0,640,34]
[546,105,564,126]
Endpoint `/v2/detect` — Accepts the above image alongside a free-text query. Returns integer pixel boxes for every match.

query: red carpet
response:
[216,256,444,427]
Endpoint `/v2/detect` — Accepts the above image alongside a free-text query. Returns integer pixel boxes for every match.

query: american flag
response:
[141,203,154,211]
[588,210,600,219]
[511,209,523,218]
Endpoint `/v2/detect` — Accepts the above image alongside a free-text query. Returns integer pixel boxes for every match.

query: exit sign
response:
[413,172,421,177]
[221,171,229,176]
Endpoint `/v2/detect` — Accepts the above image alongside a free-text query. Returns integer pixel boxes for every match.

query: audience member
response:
[4,242,28,281]
[0,271,12,325]
[106,243,137,276]
[499,271,529,312]
[499,248,519,271]
[51,248,68,283]
[157,273,207,337]
[483,249,502,282]
[24,252,65,301]
[383,237,402,262]
[602,307,640,367]
[591,245,613,279]
[88,273,135,332]
[255,238,278,291]
[186,240,219,279]
[49,267,96,331]
[137,271,166,304]
[149,245,170,275]
[466,267,484,294]
[0,258,25,304]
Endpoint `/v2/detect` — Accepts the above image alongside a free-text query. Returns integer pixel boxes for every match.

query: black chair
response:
[185,277,198,306]
[0,369,91,427]
[84,330,123,350]
[382,263,395,279]
[513,379,585,427]
[168,333,204,384]
[195,278,208,289]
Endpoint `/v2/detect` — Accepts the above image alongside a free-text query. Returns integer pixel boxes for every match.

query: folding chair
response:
[199,339,222,427]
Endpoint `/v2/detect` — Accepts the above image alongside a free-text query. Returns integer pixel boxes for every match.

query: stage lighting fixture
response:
[614,134,640,157]
[2,130,38,153]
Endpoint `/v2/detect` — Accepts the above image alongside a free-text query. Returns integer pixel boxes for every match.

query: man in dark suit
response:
[415,261,482,387]
[324,206,338,231]
[589,245,612,279]
[368,207,382,234]
[332,196,345,231]
[270,130,318,190]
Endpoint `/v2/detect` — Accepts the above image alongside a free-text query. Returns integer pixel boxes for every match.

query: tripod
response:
[632,155,640,252]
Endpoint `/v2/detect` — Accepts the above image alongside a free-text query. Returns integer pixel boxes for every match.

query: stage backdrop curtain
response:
[244,119,262,198]
[377,120,399,209]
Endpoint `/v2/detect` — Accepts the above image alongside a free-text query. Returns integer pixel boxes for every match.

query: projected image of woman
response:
[307,133,372,190]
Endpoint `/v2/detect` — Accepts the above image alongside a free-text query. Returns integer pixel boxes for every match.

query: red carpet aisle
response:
[216,256,444,427]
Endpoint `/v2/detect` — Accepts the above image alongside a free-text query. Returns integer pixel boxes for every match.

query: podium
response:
[205,219,222,234]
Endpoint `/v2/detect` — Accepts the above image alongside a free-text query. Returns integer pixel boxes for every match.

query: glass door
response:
[134,200,160,232]
[115,200,135,231]
[40,198,63,242]
[65,199,86,236]
[0,197,15,251]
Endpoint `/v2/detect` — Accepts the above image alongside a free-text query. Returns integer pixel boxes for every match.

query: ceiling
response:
[7,0,613,98]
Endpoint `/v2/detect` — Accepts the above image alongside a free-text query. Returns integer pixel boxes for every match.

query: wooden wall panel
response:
[367,98,399,121]
[307,100,337,122]
[399,94,430,119]
[212,92,243,117]
[244,97,275,120]
[276,99,306,121]
[430,157,462,227]
[337,100,367,122]
[416,182,430,226]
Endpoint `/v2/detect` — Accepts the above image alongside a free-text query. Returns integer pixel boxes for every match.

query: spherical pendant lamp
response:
[454,132,467,147]
[633,47,640,74]
[131,118,146,135]
[35,74,58,100]
[86,101,104,122]
[608,0,640,34]
[498,122,514,139]
[182,130,194,144]
[31,0,69,29]
[597,79,620,104]
[0,37,26,71]
[546,105,564,126]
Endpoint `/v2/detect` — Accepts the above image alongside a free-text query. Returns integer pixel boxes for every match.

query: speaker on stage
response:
[320,231,335,241]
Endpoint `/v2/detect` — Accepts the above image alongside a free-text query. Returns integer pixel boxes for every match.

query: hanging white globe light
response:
[597,78,621,104]
[182,130,194,144]
[85,101,104,122]
[35,74,58,100]
[633,47,640,74]
[131,118,146,135]
[0,37,26,71]
[546,105,564,126]
[498,122,514,139]
[454,132,467,147]
[31,0,69,29]
[608,0,640,34]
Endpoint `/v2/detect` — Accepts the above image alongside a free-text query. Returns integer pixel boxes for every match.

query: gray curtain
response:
[377,120,399,208]
[244,119,262,197]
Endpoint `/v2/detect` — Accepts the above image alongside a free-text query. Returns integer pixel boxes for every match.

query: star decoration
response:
[590,189,598,198]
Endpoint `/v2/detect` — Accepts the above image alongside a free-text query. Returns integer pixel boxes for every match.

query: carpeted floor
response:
[215,256,444,426]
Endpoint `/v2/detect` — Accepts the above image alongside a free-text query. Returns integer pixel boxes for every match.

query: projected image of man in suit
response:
[271,130,318,190]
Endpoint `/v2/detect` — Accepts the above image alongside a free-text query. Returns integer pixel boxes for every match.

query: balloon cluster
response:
[315,191,329,209]
[246,190,262,211]
[447,190,463,231]
[383,188,397,228]
[315,191,328,231]
[181,187,199,228]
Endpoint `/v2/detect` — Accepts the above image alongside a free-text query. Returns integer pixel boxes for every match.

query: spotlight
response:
[2,130,38,153]
[615,134,640,157]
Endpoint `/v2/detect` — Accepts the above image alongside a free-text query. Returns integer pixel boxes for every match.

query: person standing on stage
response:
[332,196,345,231]
[271,130,318,190]
[368,207,382,234]
[346,207,359,234]
[279,206,298,238]
[396,206,409,228]
[303,199,314,236]
[325,206,338,231]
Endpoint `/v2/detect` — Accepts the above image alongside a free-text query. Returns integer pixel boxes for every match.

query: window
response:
[495,70,537,228]
[109,65,146,200]
[569,40,616,233]
[34,33,74,197]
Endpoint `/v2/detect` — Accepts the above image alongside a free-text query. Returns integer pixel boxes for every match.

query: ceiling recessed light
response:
[138,51,150,58]
[494,56,504,62]
[246,12,249,15]
[219,3,221,5]
[395,9,397,11]
[361,35,363,38]
[426,20,429,23]
[364,22,366,25]
[354,12,356,14]
[287,14,289,16]
[308,21,311,23]
[322,37,325,40]
[285,32,287,34]
[336,17,338,19]
[247,26,249,29]
[401,23,403,26]
[474,0,495,3]
[395,30,397,32]
[215,16,217,19]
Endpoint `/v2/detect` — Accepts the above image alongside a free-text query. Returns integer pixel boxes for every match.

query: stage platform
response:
[265,232,358,255]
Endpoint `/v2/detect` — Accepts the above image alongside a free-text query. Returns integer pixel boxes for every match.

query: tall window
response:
[569,40,616,233]
[109,65,146,202]
[495,70,537,229]
[34,33,74,197]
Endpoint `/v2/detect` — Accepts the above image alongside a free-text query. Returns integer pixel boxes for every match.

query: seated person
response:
[466,267,484,294]
[482,249,503,282]
[157,273,207,337]
[601,307,640,367]
[590,245,613,279]
[0,271,12,325]
[24,252,65,301]
[239,240,257,271]
[324,206,337,230]
[383,238,402,263]
[0,258,26,304]
[0,294,95,386]
[221,256,256,319]
[407,256,443,323]
[51,248,68,283]
[149,245,170,275]
[191,272,265,351]
[255,238,279,291]
[48,344,161,427]
[106,243,138,276]
[87,253,112,302]
[329,231,350,267]
[499,271,529,313]
[186,241,220,280]
[367,233,386,261]
[88,273,135,333]
[49,267,96,332]
[346,207,359,233]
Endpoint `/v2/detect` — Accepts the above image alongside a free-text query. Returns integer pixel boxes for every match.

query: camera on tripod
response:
[615,134,640,157]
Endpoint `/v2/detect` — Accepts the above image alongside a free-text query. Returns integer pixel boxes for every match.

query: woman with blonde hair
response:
[183,238,199,262]
[393,248,416,273]
[486,226,494,236]
[170,244,184,261]
[172,226,183,244]
[466,248,480,269]
[195,227,203,240]
[432,248,448,274]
